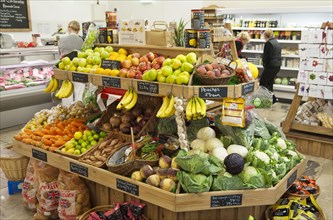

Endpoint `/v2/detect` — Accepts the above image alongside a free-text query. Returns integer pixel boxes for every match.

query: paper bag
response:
[146,21,174,47]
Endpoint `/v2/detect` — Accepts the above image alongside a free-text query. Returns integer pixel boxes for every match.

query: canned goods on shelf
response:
[185,29,198,48]
[191,9,204,30]
[197,29,210,49]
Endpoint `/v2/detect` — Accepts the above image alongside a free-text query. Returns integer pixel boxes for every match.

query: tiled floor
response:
[0,103,332,220]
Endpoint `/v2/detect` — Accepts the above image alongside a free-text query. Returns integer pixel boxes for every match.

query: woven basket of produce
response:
[0,147,29,181]
[194,63,235,85]
[286,175,321,199]
[265,205,326,220]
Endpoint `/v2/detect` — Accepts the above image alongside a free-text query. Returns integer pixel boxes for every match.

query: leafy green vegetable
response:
[220,136,233,148]
[252,117,271,139]
[211,172,247,191]
[177,171,213,193]
[175,154,208,174]
[157,116,177,136]
[264,120,284,137]
[239,166,266,188]
[186,118,210,142]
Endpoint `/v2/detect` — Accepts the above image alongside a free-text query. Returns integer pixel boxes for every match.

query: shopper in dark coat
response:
[261,29,282,103]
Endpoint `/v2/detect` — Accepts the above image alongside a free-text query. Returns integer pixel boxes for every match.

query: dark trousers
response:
[260,67,280,103]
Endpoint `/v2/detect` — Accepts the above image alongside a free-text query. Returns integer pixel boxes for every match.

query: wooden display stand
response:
[282,84,333,159]
[12,140,306,220]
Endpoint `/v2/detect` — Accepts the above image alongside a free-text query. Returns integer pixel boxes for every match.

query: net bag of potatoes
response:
[22,158,38,211]
[57,170,90,220]
[33,162,60,220]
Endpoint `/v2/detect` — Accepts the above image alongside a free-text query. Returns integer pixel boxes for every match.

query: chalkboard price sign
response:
[211,194,242,207]
[137,81,159,94]
[72,72,88,83]
[242,82,255,95]
[116,178,139,196]
[32,149,47,162]
[0,0,31,31]
[287,170,297,189]
[102,76,121,88]
[70,162,88,177]
[101,60,121,70]
[199,87,228,98]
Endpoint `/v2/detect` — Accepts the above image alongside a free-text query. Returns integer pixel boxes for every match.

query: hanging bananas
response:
[185,96,207,121]
[43,76,59,93]
[156,94,176,118]
[117,88,138,110]
[55,79,74,99]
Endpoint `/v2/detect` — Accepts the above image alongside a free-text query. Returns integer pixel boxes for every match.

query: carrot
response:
[49,146,58,152]
[63,135,71,141]
[64,128,72,135]
[54,140,66,146]
[33,130,45,137]
[44,124,52,130]
[71,121,86,128]
[42,139,53,146]
[43,145,50,150]
[14,134,23,141]
[55,127,63,135]
[42,129,52,135]
[56,122,65,130]
[32,135,42,141]
[22,138,34,145]
[35,141,43,147]
[24,129,33,134]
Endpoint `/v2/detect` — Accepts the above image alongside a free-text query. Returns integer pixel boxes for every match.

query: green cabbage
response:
[175,154,208,174]
[211,172,247,191]
[177,171,213,193]
[239,166,266,188]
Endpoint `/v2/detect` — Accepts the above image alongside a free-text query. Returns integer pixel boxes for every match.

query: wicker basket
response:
[96,95,161,141]
[286,186,321,199]
[265,206,326,220]
[106,144,159,176]
[194,64,235,85]
[0,147,29,181]
[78,205,149,220]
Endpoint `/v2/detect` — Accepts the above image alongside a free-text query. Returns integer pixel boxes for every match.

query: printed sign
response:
[287,170,297,189]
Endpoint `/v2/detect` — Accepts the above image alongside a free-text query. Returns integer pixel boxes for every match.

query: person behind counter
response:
[58,21,83,58]
[261,29,282,103]
[235,31,251,59]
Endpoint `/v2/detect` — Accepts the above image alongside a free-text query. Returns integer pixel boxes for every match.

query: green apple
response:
[101,50,110,59]
[173,69,182,76]
[93,51,101,57]
[64,64,71,71]
[171,58,182,70]
[181,62,194,73]
[61,57,71,65]
[78,58,87,67]
[162,58,172,66]
[176,54,187,63]
[105,46,114,53]
[77,51,87,58]
[70,65,77,71]
[94,47,104,53]
[72,57,80,66]
[147,69,158,81]
[85,49,94,55]
[142,72,149,81]
[157,73,166,83]
[77,66,84,72]
[186,52,197,65]
[176,74,190,85]
[92,56,101,65]
[166,74,177,84]
[180,71,191,79]
[87,55,94,64]
[58,62,65,70]
[161,65,173,77]
[86,64,93,69]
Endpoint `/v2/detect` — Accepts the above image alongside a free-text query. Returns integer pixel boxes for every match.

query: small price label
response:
[287,170,297,189]
[70,162,88,177]
[137,81,159,94]
[211,194,242,207]
[116,178,139,196]
[72,72,88,83]
[242,82,255,95]
[32,149,47,162]
[199,87,228,98]
[101,60,121,69]
[102,76,121,88]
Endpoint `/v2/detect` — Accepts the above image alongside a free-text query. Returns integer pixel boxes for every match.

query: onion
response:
[109,116,121,128]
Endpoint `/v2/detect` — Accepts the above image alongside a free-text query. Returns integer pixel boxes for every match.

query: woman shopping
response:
[221,31,250,59]
[261,29,282,103]
[58,20,84,58]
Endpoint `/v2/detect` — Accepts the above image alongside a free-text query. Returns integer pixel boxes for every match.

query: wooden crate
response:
[286,131,333,160]
[12,139,307,215]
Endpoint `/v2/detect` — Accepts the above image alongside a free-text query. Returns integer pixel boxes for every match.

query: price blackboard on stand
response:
[0,0,32,31]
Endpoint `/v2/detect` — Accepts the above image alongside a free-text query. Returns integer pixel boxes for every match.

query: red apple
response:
[146,63,152,70]
[155,56,166,65]
[132,53,141,58]
[146,52,155,62]
[119,68,128,78]
[121,59,132,69]
[127,69,136,78]
[135,72,143,79]
[140,56,149,63]
[152,63,161,70]
[138,62,147,72]
[131,57,140,66]
[206,71,215,77]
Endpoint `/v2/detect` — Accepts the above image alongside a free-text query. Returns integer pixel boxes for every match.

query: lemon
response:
[67,148,75,154]
[118,48,128,56]
[74,131,83,140]
[247,62,259,79]
[189,39,197,46]
[103,69,112,76]
[95,67,104,75]
[110,69,120,77]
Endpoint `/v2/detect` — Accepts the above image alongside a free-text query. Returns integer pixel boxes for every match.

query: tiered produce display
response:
[11,44,307,219]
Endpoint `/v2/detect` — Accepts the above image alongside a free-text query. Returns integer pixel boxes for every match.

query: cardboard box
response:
[314,72,327,85]
[301,30,310,43]
[308,29,323,44]
[119,19,146,45]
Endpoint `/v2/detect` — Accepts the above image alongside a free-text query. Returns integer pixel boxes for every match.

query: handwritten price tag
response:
[199,87,228,98]
[137,81,159,94]
[102,76,121,88]
[211,194,242,207]
[32,149,47,162]
[70,162,88,177]
[72,72,88,83]
[116,178,139,196]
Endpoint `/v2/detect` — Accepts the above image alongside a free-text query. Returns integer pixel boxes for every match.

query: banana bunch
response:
[156,95,176,118]
[116,88,138,110]
[43,76,58,93]
[185,97,207,121]
[55,80,74,99]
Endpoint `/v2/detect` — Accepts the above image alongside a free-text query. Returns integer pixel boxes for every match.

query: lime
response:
[78,139,84,144]
[90,140,97,146]
[74,149,81,155]
[91,130,97,134]
[83,135,88,140]
[65,141,74,150]
[84,130,92,137]
[88,136,94,142]
[253,98,262,108]
[86,144,92,149]
[74,131,83,140]
[93,134,100,140]
[99,131,107,138]
[76,145,82,150]
[81,148,87,153]
[81,142,88,148]
[67,148,75,154]
[99,137,104,142]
